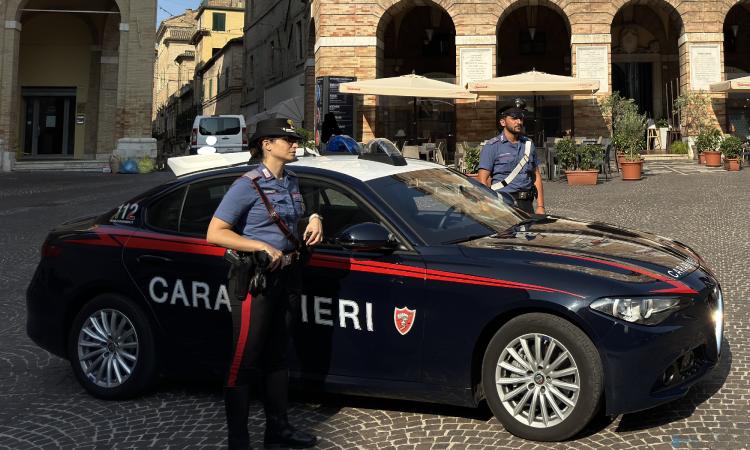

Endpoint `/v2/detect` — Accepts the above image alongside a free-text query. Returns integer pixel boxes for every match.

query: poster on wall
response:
[315,76,357,146]
[689,44,721,91]
[576,46,609,93]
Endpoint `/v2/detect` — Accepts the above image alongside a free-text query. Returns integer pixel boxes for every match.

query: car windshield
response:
[199,117,240,136]
[368,168,524,245]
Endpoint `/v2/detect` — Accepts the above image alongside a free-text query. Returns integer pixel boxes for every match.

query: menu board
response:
[689,44,721,90]
[327,76,356,137]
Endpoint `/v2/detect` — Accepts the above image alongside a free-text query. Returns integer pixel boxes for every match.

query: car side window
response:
[179,177,235,236]
[299,178,379,243]
[146,187,186,232]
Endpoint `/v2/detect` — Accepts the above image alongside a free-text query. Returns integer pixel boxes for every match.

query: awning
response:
[339,74,476,99]
[710,75,750,93]
[466,70,600,96]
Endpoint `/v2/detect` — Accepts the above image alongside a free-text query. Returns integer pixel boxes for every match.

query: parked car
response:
[190,115,247,154]
[27,145,723,441]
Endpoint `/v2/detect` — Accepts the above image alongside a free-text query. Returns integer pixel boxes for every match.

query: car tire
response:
[68,294,157,399]
[481,313,603,441]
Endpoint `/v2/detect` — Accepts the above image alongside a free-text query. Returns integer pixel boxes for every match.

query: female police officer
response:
[206,117,322,449]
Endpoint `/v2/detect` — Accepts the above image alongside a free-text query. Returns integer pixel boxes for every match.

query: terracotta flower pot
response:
[698,153,706,165]
[724,158,741,171]
[620,159,643,181]
[703,150,722,167]
[564,170,599,186]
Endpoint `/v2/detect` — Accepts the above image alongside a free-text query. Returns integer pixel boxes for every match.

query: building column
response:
[678,32,725,132]
[571,33,611,138]
[455,35,497,144]
[113,8,157,161]
[314,36,378,141]
[0,20,22,168]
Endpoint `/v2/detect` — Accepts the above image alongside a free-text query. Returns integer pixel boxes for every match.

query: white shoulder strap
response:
[491,140,532,190]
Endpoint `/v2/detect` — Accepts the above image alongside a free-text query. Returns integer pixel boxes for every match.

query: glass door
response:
[21,88,76,157]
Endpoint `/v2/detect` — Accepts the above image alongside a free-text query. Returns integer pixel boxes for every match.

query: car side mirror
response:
[335,222,398,252]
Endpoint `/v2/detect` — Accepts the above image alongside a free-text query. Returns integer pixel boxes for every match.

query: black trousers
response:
[515,198,535,214]
[226,264,301,414]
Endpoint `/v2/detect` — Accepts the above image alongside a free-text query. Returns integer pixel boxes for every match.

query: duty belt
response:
[281,251,300,268]
[510,190,534,200]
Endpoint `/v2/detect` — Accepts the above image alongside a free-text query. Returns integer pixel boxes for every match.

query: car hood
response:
[460,216,707,280]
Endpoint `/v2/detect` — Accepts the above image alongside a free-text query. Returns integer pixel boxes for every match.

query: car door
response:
[122,175,237,371]
[291,176,426,382]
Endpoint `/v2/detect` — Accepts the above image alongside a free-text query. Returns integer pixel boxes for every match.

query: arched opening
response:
[16,0,120,158]
[610,1,683,122]
[723,2,750,137]
[496,2,572,142]
[376,1,456,154]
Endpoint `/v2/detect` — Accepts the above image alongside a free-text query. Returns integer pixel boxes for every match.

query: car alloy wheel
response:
[69,294,156,399]
[77,308,139,388]
[482,313,603,441]
[495,333,579,428]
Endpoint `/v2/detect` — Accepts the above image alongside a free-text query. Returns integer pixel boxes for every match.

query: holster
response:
[224,250,273,301]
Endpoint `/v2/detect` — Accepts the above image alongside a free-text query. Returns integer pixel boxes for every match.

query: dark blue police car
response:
[27,143,723,441]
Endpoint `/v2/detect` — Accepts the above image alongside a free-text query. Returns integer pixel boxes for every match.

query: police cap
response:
[500,107,526,120]
[249,117,303,144]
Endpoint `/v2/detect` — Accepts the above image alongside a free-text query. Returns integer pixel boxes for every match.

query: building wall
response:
[313,0,744,144]
[200,39,243,116]
[194,1,245,67]
[242,0,310,128]
[153,10,197,121]
[0,0,157,161]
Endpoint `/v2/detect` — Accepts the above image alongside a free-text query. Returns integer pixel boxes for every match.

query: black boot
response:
[263,413,318,449]
[224,385,253,450]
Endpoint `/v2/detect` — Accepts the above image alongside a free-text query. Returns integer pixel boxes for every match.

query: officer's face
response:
[500,114,524,135]
[263,137,299,162]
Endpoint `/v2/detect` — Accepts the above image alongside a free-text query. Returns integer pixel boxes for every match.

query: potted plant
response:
[617,108,647,180]
[600,92,642,170]
[673,91,712,159]
[463,144,481,177]
[720,135,743,171]
[695,128,722,167]
[670,140,689,155]
[556,138,601,185]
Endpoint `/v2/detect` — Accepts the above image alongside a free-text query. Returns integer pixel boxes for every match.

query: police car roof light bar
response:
[358,138,407,166]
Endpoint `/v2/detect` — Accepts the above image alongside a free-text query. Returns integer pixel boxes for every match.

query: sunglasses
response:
[275,137,299,145]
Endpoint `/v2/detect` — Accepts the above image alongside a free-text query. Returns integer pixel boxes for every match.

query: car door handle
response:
[136,255,173,265]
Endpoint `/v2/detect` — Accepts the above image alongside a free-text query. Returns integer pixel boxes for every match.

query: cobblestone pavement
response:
[1,163,748,449]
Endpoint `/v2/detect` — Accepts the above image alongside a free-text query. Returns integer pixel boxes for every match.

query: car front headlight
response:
[589,296,691,325]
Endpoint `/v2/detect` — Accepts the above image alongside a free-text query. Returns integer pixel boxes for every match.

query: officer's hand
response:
[304,216,323,246]
[535,205,546,215]
[263,245,283,271]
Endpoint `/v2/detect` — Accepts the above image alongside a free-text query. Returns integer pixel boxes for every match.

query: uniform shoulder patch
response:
[286,168,297,177]
[486,136,501,145]
[242,168,263,181]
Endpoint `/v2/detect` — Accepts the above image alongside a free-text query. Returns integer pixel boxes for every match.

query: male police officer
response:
[477,106,545,215]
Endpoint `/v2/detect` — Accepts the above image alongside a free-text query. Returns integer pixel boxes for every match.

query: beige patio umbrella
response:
[710,75,750,93]
[340,74,476,141]
[466,70,600,96]
[339,74,477,99]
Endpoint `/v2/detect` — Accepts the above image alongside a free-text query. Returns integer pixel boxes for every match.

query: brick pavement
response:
[0,163,748,449]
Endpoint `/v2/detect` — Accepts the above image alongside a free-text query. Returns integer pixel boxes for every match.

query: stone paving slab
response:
[0,168,748,449]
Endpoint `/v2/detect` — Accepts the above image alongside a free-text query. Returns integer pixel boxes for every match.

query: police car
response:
[26,140,723,441]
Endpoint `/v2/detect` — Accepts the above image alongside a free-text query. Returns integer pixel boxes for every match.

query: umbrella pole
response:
[413,96,418,141]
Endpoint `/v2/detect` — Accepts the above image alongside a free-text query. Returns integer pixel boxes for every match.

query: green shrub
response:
[720,135,743,159]
[555,138,578,170]
[655,118,669,128]
[579,144,604,171]
[670,141,689,154]
[463,145,481,174]
[695,128,722,153]
[555,139,603,171]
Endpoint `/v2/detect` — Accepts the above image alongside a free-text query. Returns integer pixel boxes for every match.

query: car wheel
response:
[68,294,157,399]
[482,313,603,441]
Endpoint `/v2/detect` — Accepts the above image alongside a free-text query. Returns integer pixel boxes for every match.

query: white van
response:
[190,115,247,154]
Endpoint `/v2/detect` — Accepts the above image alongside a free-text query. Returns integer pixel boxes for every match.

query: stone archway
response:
[376,0,457,153]
[2,0,122,160]
[610,0,684,121]
[722,2,750,135]
[496,1,572,142]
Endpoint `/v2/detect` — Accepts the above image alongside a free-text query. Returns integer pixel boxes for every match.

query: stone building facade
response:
[311,0,750,154]
[153,9,197,122]
[198,37,244,116]
[242,0,311,129]
[0,0,157,170]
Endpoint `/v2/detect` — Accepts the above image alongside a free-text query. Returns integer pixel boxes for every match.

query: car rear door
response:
[122,175,237,371]
[199,117,242,153]
[292,176,426,382]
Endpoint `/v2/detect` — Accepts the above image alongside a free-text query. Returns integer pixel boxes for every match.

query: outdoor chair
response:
[434,147,446,165]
